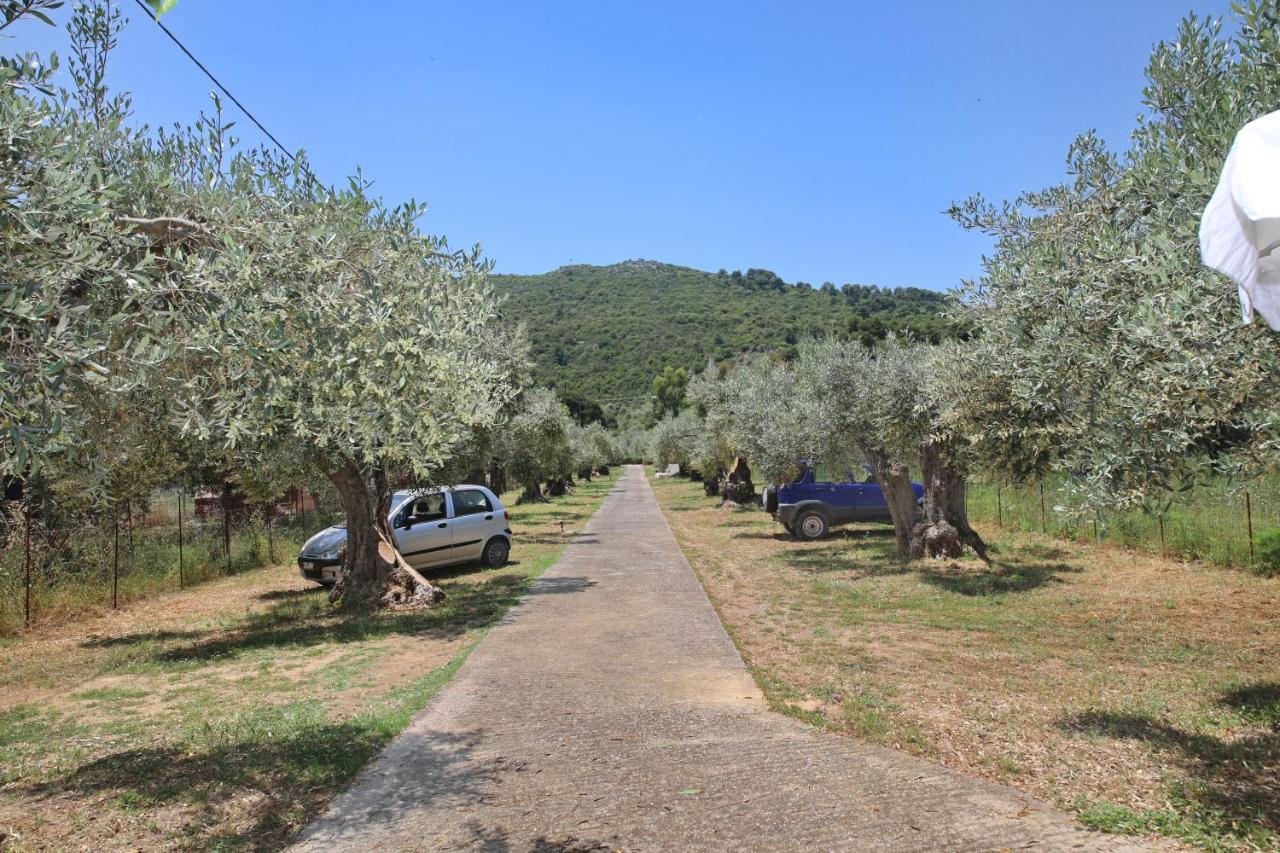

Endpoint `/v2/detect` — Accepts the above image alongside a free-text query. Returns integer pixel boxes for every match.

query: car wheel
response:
[794,510,828,541]
[481,537,510,568]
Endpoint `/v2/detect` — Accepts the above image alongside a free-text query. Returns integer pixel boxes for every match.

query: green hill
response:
[493,260,956,414]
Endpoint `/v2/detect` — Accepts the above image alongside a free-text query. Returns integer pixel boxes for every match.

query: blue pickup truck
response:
[762,466,924,540]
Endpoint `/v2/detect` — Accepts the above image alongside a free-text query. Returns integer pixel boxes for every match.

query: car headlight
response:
[318,547,344,561]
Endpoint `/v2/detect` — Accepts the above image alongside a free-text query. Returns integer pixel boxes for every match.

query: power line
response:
[130,0,296,162]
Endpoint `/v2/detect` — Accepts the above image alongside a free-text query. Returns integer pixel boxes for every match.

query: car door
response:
[446,488,497,562]
[392,493,453,568]
[852,477,891,522]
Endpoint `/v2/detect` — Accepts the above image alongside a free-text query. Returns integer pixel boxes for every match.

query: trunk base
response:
[910,520,965,559]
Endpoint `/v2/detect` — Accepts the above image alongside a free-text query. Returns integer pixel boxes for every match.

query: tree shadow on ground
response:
[777,539,1081,595]
[133,574,538,666]
[917,558,1082,596]
[524,576,596,597]
[1220,682,1280,726]
[518,534,587,545]
[1058,698,1280,839]
[257,587,321,602]
[462,820,619,852]
[23,722,488,852]
[779,542,908,577]
[81,628,206,649]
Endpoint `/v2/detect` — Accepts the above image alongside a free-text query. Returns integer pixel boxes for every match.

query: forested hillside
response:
[493,261,955,410]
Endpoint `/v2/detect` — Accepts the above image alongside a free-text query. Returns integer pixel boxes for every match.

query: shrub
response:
[1251,528,1280,577]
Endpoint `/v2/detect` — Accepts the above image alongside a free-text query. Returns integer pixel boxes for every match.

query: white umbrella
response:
[1199,109,1280,330]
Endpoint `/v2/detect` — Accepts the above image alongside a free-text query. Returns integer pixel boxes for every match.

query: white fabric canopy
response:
[1199,109,1280,330]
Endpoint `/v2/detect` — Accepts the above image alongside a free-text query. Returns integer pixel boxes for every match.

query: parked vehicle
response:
[297,486,512,586]
[761,465,924,540]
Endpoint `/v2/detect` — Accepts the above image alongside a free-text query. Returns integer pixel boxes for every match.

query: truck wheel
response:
[763,485,779,514]
[794,510,828,541]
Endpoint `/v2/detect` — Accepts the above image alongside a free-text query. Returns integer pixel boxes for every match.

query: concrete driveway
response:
[293,465,1139,851]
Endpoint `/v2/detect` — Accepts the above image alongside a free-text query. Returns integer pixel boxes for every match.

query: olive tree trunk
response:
[488,460,508,496]
[859,441,919,560]
[912,437,989,561]
[326,459,444,609]
[721,456,755,504]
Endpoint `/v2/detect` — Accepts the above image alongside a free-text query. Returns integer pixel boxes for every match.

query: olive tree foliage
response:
[571,421,613,479]
[0,1,164,489]
[500,388,574,503]
[610,426,651,464]
[945,3,1280,513]
[684,362,736,482]
[649,409,701,471]
[716,358,821,485]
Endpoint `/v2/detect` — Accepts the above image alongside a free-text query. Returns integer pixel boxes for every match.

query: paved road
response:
[294,465,1138,852]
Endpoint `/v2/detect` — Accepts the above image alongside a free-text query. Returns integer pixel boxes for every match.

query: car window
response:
[452,489,492,517]
[409,494,446,521]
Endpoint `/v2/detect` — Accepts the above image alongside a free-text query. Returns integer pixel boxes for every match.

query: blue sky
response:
[11,1,1234,290]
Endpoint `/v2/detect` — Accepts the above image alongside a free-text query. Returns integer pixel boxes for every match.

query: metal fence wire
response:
[965,474,1280,569]
[0,487,338,635]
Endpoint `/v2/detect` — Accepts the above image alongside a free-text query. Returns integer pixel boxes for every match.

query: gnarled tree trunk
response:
[912,437,988,561]
[859,441,919,560]
[326,459,445,609]
[518,480,545,504]
[488,459,508,496]
[721,456,755,504]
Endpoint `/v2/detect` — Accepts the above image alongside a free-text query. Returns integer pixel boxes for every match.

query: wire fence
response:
[965,474,1280,570]
[0,487,342,635]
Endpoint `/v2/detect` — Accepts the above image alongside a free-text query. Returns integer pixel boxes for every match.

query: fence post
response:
[996,483,1002,528]
[112,510,119,609]
[177,489,185,590]
[1039,481,1047,534]
[1158,513,1165,552]
[23,503,32,629]
[265,502,275,563]
[222,487,231,573]
[1246,490,1254,562]
[126,500,134,555]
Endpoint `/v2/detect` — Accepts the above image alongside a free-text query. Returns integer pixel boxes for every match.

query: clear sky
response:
[11,1,1235,290]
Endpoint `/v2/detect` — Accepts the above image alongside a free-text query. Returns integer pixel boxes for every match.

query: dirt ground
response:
[651,474,1280,851]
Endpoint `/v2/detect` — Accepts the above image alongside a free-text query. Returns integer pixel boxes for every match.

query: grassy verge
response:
[651,472,1279,852]
[0,471,618,851]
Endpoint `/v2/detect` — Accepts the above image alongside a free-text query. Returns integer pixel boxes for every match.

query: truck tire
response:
[763,485,779,514]
[794,509,828,541]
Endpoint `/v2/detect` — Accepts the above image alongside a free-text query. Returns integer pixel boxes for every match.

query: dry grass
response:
[0,472,618,852]
[651,473,1280,852]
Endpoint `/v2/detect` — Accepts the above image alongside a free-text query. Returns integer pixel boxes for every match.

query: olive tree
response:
[163,170,519,607]
[501,388,573,503]
[946,5,1280,514]
[791,339,922,558]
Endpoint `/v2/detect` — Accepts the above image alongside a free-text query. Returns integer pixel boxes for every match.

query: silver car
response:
[297,485,512,586]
